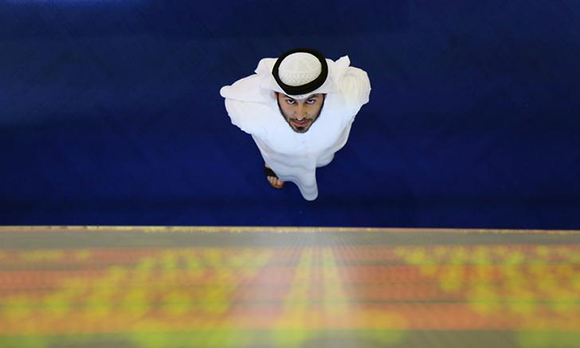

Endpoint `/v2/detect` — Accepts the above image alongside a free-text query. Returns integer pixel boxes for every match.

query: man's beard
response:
[277,97,326,134]
[293,123,310,133]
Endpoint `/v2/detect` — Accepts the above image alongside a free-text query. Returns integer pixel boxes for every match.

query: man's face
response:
[276,93,326,133]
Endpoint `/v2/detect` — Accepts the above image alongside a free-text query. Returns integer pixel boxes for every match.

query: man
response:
[220,48,371,201]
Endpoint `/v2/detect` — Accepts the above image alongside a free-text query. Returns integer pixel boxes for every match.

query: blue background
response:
[1,1,579,228]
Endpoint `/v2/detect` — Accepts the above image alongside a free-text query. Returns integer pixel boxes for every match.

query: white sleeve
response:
[223,98,270,136]
[220,73,274,136]
[338,67,371,120]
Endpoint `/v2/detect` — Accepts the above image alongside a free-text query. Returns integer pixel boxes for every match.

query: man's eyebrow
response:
[284,94,317,100]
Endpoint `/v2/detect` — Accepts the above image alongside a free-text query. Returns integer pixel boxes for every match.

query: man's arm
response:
[337,66,371,121]
[220,75,274,136]
[340,67,371,110]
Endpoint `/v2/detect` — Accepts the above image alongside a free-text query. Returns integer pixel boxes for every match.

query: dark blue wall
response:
[1,1,579,228]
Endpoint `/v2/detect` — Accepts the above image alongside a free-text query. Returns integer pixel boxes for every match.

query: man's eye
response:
[306,99,316,104]
[286,99,296,105]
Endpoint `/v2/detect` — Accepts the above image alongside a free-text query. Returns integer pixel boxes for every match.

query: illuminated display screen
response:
[0,226,579,347]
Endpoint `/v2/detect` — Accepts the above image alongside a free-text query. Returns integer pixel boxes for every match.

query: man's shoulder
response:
[220,75,271,103]
[220,57,278,103]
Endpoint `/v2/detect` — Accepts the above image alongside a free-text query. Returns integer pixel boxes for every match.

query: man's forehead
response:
[280,93,324,100]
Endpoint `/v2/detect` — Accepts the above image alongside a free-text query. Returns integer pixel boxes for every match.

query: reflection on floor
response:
[1,226,579,347]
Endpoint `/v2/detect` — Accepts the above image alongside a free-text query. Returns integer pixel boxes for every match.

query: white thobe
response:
[220,56,371,201]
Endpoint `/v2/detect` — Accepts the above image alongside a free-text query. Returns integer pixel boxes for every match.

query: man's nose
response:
[295,104,306,120]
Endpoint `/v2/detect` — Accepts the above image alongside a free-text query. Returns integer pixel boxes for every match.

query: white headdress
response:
[257,48,335,99]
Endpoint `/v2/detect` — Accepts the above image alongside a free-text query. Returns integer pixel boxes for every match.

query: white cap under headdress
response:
[278,52,322,87]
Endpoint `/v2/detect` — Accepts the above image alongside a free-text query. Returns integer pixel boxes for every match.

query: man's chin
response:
[291,120,313,133]
[292,125,311,133]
